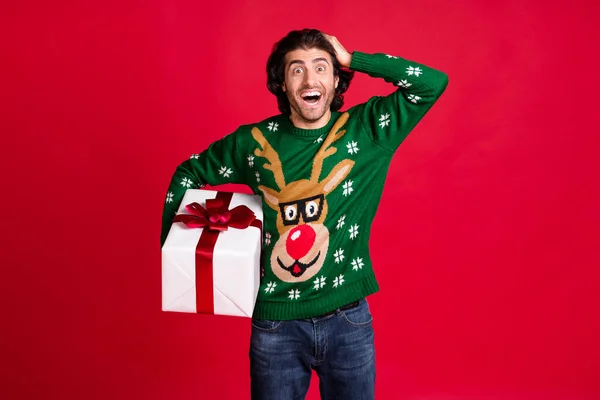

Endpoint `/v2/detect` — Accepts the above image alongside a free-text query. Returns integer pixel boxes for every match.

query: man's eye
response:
[293,67,303,74]
[316,66,325,72]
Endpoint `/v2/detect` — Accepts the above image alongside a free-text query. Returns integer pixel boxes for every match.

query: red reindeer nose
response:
[286,225,316,260]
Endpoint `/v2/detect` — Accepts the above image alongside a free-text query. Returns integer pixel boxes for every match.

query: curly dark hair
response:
[266,28,354,115]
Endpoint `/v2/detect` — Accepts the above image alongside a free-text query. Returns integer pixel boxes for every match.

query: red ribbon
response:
[173,191,262,314]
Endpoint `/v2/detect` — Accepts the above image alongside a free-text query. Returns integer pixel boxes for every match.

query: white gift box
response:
[161,189,263,317]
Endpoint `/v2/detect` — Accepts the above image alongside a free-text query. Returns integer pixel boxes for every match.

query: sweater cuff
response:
[349,51,377,73]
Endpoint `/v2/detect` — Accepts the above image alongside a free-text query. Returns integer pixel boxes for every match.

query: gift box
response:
[161,189,263,317]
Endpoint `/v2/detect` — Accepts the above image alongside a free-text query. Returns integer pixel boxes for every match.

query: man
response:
[161,28,448,399]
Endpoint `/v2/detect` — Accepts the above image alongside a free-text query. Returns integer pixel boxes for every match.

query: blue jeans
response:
[249,299,375,400]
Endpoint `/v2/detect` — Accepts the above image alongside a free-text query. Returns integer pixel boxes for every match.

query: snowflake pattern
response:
[349,224,359,240]
[351,257,364,271]
[336,215,346,230]
[190,154,199,159]
[314,135,324,144]
[346,141,359,155]
[288,289,300,300]
[268,122,279,131]
[379,113,390,128]
[397,79,412,88]
[406,66,422,77]
[407,94,422,104]
[180,177,193,188]
[334,248,345,263]
[264,282,276,294]
[333,274,345,288]
[255,171,260,182]
[165,192,174,203]
[265,232,272,246]
[386,54,399,59]
[313,276,326,290]
[247,155,254,167]
[342,180,354,197]
[218,166,232,178]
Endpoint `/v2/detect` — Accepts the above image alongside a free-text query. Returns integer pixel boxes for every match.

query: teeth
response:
[302,91,321,98]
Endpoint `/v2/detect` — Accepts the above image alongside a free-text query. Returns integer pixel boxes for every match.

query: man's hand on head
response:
[322,33,353,69]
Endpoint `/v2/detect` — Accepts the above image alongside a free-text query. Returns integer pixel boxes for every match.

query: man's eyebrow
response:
[311,57,330,65]
[288,57,331,67]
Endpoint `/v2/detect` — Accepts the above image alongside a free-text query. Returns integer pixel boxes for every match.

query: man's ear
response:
[335,75,339,89]
[282,82,286,92]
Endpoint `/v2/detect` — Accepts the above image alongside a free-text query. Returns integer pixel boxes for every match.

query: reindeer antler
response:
[251,127,286,190]
[310,112,350,183]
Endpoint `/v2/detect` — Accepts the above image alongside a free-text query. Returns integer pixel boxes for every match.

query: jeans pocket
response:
[341,300,373,327]
[251,318,284,332]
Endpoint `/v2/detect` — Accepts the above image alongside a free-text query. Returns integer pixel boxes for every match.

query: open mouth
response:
[301,91,322,106]
[277,251,321,277]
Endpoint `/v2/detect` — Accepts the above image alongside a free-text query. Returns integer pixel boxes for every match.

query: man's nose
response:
[303,69,317,86]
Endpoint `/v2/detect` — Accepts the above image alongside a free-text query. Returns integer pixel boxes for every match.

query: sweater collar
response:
[279,112,341,138]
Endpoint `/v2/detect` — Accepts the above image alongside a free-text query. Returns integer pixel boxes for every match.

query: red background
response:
[2,0,599,399]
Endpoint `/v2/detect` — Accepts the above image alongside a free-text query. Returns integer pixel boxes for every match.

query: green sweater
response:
[161,51,448,320]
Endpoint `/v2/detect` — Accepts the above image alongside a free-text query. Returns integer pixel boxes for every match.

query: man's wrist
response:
[343,51,353,69]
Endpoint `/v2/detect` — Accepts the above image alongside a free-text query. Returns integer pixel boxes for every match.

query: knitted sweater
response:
[161,51,448,320]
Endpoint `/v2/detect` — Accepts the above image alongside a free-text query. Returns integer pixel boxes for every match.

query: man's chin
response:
[289,100,332,127]
[298,108,328,123]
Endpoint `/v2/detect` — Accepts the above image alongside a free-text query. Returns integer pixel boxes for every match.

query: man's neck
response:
[289,110,332,130]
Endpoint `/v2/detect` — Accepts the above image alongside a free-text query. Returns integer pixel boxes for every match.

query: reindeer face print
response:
[252,113,354,283]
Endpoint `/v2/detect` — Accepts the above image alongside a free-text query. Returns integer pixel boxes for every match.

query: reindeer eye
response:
[305,201,319,218]
[284,205,297,221]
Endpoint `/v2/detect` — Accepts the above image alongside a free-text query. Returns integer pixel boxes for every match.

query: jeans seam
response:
[312,321,319,365]
[323,319,329,363]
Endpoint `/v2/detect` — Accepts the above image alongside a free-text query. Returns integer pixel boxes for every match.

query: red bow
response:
[173,198,256,231]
